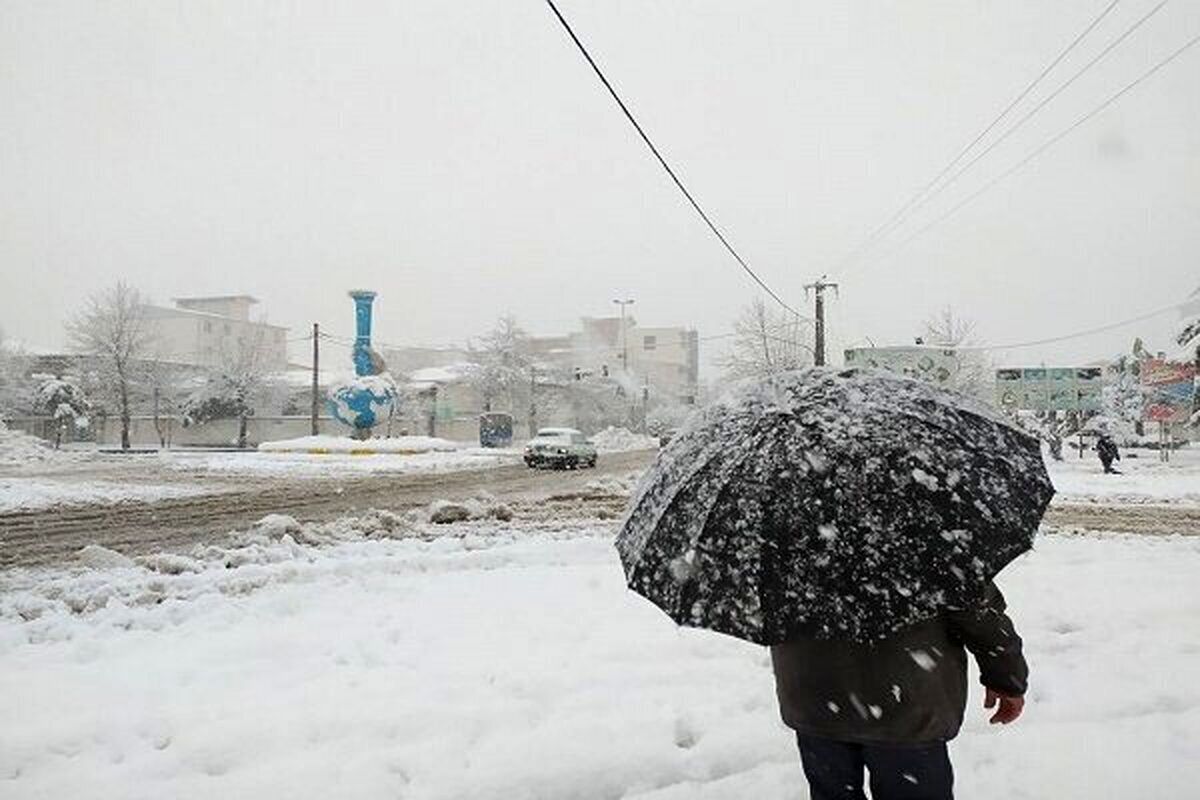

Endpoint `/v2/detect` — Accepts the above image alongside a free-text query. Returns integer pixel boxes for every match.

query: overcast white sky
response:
[1,0,1197,372]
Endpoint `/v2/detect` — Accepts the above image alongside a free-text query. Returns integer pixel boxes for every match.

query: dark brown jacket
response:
[770,582,1027,744]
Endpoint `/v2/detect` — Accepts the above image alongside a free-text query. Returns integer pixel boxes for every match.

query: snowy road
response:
[1,515,1197,799]
[0,450,655,569]
[5,447,1200,570]
[1042,501,1200,536]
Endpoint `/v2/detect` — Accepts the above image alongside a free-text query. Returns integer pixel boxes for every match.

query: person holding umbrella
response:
[617,368,1054,800]
[769,575,1027,798]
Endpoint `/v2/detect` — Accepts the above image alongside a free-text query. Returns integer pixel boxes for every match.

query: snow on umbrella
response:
[616,367,1054,645]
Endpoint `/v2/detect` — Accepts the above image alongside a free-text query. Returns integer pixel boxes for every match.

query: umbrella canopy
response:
[616,368,1054,645]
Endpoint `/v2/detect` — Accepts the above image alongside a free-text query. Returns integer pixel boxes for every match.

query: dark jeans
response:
[796,734,953,800]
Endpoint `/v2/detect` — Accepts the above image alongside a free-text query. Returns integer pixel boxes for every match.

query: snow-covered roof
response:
[141,303,288,330]
[171,294,259,304]
[408,363,474,384]
[535,427,581,436]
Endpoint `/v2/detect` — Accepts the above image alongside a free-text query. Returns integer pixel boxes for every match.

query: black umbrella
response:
[616,367,1054,645]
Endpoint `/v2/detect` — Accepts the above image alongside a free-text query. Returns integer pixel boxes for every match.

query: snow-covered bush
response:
[32,374,91,446]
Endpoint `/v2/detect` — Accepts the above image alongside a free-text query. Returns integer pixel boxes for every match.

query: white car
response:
[524,428,598,469]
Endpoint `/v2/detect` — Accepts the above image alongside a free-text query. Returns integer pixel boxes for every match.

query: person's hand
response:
[984,688,1024,725]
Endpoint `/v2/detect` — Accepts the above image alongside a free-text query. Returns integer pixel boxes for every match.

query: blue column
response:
[349,290,377,377]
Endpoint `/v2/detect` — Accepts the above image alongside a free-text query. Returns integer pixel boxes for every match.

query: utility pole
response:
[310,323,320,436]
[804,277,839,366]
[641,382,650,433]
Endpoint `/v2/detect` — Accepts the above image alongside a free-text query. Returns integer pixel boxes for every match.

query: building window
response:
[643,335,657,351]
[203,321,212,333]
[224,323,231,335]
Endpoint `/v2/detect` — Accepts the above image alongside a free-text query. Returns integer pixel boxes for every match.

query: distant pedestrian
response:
[1096,433,1121,474]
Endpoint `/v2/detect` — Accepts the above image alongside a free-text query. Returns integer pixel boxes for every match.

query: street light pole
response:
[613,298,635,374]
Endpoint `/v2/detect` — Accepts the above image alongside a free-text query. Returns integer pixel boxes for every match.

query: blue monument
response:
[327,290,397,439]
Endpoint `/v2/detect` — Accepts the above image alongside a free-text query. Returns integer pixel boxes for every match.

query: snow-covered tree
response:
[468,315,533,416]
[67,282,153,450]
[1101,354,1146,436]
[719,299,811,379]
[182,325,281,448]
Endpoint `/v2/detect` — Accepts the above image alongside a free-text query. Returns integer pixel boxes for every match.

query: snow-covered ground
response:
[1,517,1196,799]
[0,424,89,470]
[0,479,217,513]
[1047,447,1200,505]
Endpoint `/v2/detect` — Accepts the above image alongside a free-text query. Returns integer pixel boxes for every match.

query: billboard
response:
[843,346,960,385]
[1141,359,1196,423]
[995,366,1103,412]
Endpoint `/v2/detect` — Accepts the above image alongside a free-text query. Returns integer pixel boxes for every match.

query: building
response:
[384,316,699,405]
[379,315,699,439]
[141,295,289,371]
[530,316,700,404]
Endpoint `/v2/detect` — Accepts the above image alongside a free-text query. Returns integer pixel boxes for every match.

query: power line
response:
[543,0,800,316]
[961,299,1187,352]
[861,0,1171,270]
[835,0,1124,276]
[872,29,1200,263]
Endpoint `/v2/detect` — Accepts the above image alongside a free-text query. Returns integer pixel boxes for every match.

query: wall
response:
[86,415,353,448]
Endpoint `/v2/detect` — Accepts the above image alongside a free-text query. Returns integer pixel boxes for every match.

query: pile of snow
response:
[0,423,80,470]
[591,426,659,453]
[583,473,642,497]
[160,448,519,479]
[0,479,216,513]
[258,434,464,454]
[426,493,514,524]
[0,526,1197,798]
[408,363,475,386]
[0,510,593,621]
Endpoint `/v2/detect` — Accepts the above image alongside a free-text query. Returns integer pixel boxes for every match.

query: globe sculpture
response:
[327,291,398,439]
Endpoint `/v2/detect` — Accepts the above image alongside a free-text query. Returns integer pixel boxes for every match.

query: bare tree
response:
[922,306,977,347]
[183,324,281,448]
[67,282,152,449]
[920,306,991,400]
[719,299,812,379]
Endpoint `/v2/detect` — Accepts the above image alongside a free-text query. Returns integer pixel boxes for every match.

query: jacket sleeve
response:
[946,581,1029,697]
